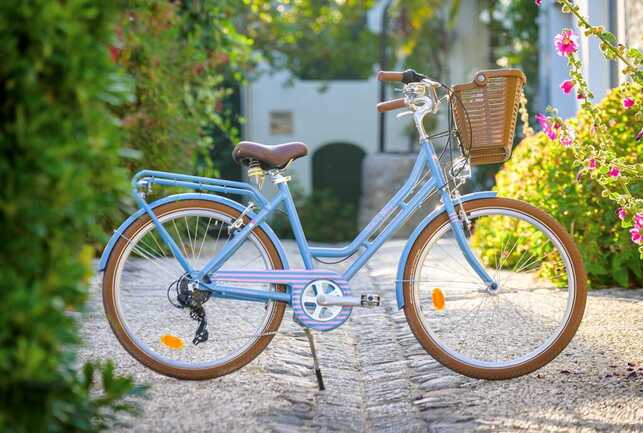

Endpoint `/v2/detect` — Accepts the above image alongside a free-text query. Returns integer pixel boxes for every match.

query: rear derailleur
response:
[169,276,211,345]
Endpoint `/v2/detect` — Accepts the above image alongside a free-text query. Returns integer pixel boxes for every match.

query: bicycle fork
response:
[423,139,497,291]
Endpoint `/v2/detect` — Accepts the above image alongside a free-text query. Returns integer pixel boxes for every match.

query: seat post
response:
[273,171,314,269]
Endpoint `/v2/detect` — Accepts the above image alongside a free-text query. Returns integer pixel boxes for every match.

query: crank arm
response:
[317,293,381,307]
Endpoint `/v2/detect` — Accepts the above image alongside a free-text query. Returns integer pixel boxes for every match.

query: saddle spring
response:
[247,159,265,188]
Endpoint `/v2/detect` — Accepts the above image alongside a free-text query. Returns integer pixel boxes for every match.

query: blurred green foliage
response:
[240,0,379,80]
[298,189,359,242]
[113,0,254,177]
[389,0,462,80]
[487,0,539,113]
[473,83,643,288]
[271,183,358,243]
[0,1,146,432]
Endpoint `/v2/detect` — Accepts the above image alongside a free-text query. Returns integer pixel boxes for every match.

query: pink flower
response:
[555,30,579,56]
[608,166,620,178]
[623,97,635,109]
[560,80,575,95]
[560,127,575,147]
[535,0,542,5]
[635,213,643,229]
[631,213,642,244]
[588,158,597,170]
[536,113,557,140]
[617,208,626,220]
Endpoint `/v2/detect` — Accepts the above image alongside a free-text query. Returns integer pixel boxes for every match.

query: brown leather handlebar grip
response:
[376,98,407,113]
[377,71,404,81]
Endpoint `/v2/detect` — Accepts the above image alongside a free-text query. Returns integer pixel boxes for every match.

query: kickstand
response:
[304,328,325,391]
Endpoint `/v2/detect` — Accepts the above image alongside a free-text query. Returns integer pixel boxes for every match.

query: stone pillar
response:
[359,153,439,239]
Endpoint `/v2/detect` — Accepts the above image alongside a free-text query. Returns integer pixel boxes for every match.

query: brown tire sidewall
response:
[403,197,587,380]
[102,199,287,380]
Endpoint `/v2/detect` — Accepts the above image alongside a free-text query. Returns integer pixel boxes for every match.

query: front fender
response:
[394,191,497,309]
[98,193,289,272]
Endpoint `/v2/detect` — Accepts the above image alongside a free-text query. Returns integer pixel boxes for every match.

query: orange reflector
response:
[432,288,445,311]
[160,334,184,349]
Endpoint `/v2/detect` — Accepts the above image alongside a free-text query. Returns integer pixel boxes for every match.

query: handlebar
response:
[376,98,407,113]
[377,71,404,81]
[377,69,428,84]
[376,69,441,113]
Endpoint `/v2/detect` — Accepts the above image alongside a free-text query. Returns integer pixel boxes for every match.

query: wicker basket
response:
[452,69,526,165]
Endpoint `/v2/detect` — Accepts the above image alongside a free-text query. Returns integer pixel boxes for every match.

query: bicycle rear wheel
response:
[102,199,286,380]
[403,197,587,380]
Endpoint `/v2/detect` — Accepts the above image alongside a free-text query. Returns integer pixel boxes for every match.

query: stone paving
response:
[79,240,643,433]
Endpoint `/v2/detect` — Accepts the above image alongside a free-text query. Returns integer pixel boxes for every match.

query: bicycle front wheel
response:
[102,199,286,380]
[403,197,587,380]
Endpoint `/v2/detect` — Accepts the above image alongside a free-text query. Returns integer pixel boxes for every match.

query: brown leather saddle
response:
[232,141,308,169]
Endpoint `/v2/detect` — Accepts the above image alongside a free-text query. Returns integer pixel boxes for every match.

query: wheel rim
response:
[411,207,576,369]
[111,207,278,370]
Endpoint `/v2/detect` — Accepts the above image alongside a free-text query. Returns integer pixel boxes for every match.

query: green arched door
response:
[312,142,366,208]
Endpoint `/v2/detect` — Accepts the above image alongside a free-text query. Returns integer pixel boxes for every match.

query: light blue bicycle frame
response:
[129,137,495,306]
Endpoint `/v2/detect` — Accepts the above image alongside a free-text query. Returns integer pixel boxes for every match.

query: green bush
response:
[473,82,642,288]
[271,184,358,243]
[298,190,359,243]
[0,1,144,432]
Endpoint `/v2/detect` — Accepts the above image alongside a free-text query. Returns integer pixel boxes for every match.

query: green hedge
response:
[270,183,358,243]
[0,1,143,432]
[474,82,642,288]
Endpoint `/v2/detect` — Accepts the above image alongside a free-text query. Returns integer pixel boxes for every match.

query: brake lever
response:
[396,111,413,119]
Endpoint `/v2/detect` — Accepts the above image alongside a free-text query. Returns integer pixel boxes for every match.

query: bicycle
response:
[100,68,587,389]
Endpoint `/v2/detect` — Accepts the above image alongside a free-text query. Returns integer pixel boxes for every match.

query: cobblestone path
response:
[80,241,643,433]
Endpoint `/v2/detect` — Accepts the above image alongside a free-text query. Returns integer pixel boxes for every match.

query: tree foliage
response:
[389,0,461,80]
[239,0,379,80]
[113,0,255,177]
[487,0,540,112]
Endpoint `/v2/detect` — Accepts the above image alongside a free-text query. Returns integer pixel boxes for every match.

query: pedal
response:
[360,293,381,307]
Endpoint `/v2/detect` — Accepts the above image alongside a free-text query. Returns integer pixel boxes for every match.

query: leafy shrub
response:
[113,1,204,175]
[112,0,254,178]
[0,1,144,432]
[298,190,359,243]
[473,83,642,288]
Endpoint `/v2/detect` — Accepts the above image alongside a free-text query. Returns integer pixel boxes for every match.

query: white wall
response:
[242,70,412,193]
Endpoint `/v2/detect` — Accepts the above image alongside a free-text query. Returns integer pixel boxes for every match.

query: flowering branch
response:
[534,0,643,255]
[558,0,643,83]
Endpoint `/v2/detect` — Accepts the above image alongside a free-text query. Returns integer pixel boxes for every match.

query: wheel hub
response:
[486,281,500,295]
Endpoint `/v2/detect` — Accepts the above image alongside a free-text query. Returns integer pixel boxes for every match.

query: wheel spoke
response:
[108,204,282,375]
[408,203,581,373]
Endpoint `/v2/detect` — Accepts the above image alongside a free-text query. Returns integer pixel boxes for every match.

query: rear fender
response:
[98,193,289,271]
